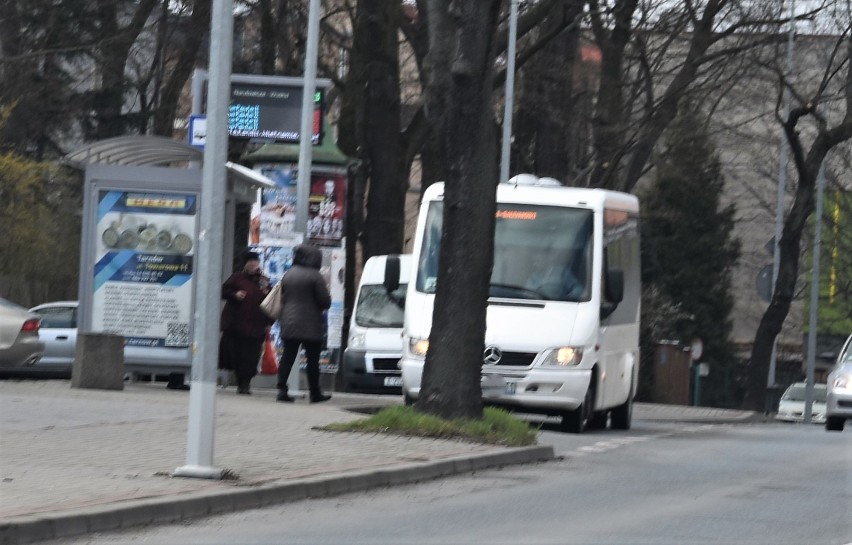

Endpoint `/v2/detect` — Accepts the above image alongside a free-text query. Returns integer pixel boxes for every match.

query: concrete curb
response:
[0,445,555,545]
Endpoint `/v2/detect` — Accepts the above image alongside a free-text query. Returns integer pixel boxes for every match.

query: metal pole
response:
[174,0,233,480]
[290,0,321,395]
[804,160,826,424]
[296,0,321,233]
[500,0,518,184]
[768,0,796,400]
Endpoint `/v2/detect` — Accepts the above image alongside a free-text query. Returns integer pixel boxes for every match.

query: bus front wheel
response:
[560,384,594,434]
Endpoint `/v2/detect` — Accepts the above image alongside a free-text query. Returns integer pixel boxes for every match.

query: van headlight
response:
[406,337,429,359]
[348,332,366,349]
[832,373,852,391]
[540,346,584,367]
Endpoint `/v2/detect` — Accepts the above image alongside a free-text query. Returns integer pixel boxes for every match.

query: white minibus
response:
[399,174,641,433]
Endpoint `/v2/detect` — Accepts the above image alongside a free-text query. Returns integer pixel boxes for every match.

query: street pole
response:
[295,0,320,234]
[174,0,233,480]
[804,160,826,424]
[500,0,518,184]
[290,0,321,395]
[768,0,796,410]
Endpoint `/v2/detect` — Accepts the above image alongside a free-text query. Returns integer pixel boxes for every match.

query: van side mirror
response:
[384,254,401,293]
[601,268,624,319]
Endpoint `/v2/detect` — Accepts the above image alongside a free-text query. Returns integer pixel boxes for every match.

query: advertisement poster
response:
[252,167,300,247]
[92,190,197,348]
[251,167,346,249]
[308,175,346,247]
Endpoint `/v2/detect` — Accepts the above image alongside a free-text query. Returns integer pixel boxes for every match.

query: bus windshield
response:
[416,201,594,302]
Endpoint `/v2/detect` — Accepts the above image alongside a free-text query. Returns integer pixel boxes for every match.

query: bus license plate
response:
[384,376,403,387]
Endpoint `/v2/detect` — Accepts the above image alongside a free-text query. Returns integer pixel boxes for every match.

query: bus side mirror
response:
[384,254,401,294]
[605,268,624,303]
[601,268,624,319]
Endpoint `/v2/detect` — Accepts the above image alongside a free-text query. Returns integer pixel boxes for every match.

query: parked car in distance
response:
[775,382,827,424]
[0,297,43,370]
[28,301,78,376]
[825,333,852,432]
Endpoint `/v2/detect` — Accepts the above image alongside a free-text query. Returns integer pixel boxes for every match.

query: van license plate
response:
[504,381,516,395]
[384,376,403,387]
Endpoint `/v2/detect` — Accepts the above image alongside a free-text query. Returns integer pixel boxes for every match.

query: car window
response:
[37,307,76,329]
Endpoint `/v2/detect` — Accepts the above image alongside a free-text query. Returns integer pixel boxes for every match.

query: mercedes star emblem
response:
[483,346,502,365]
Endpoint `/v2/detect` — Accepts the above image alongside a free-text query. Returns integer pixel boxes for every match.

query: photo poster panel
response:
[307,174,346,247]
[250,240,345,373]
[91,190,197,348]
[251,166,300,247]
[250,166,347,249]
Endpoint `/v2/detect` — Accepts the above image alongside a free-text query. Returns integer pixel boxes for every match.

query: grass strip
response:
[321,405,539,447]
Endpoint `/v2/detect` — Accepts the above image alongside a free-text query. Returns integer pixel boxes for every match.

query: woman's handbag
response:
[260,281,282,319]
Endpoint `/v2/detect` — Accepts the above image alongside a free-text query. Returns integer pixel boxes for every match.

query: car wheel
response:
[611,395,633,430]
[403,391,415,407]
[825,416,845,432]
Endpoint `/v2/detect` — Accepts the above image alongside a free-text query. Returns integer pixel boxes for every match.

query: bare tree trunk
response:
[153,0,211,136]
[338,0,404,260]
[514,0,583,182]
[588,0,638,189]
[417,0,501,420]
[745,86,852,409]
[359,0,404,258]
[92,0,158,138]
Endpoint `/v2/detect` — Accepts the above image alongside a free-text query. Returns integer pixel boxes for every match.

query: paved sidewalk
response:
[0,381,553,544]
[0,380,760,544]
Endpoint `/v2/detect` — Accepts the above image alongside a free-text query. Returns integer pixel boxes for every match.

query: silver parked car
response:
[29,301,78,375]
[0,297,44,369]
[775,382,827,424]
[825,333,852,432]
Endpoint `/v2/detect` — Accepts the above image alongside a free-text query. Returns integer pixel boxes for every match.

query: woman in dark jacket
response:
[220,251,273,394]
[276,244,332,403]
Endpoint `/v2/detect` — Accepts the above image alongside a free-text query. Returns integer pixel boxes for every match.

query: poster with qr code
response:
[91,190,196,348]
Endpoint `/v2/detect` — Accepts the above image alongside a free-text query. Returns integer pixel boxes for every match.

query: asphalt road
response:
[44,420,852,545]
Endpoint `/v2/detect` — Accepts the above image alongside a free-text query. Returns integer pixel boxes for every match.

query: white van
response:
[342,254,412,393]
[399,174,641,433]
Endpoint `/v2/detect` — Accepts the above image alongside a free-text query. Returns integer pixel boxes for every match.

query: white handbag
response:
[260,280,282,319]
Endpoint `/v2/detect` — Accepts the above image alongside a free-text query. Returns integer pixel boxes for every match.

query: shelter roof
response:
[64,136,274,191]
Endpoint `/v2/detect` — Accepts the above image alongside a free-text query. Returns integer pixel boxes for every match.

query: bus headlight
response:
[540,346,584,367]
[407,337,429,359]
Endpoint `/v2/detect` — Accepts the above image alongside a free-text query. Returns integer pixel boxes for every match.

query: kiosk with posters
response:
[66,136,274,377]
[242,120,350,391]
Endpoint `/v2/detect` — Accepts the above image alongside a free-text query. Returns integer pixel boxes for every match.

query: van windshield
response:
[354,284,406,328]
[416,201,594,302]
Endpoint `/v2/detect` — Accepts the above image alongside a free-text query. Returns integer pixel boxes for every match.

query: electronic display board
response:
[228,82,323,144]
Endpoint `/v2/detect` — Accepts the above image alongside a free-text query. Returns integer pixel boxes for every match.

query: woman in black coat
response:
[276,244,332,403]
[220,251,273,394]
